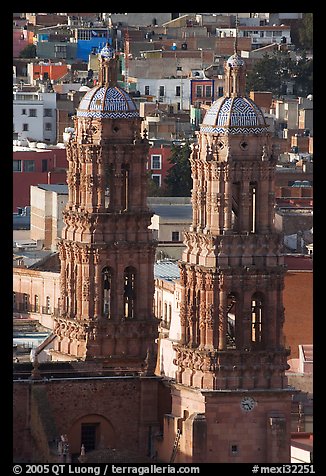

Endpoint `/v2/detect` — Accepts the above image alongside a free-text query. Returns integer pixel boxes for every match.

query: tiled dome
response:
[200,96,268,135]
[77,85,139,119]
[227,52,245,68]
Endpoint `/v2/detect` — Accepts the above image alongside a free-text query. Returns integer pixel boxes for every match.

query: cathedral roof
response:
[200,96,268,135]
[77,85,139,119]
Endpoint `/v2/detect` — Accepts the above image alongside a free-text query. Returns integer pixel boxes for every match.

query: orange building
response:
[28,62,69,82]
[283,255,313,359]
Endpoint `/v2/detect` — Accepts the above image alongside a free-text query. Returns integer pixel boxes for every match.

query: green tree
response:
[19,44,37,58]
[246,50,313,97]
[298,13,313,50]
[164,142,192,197]
[147,172,168,197]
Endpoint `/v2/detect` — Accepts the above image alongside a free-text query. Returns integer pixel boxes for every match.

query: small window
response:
[159,86,165,97]
[205,85,212,98]
[145,85,150,95]
[151,174,161,187]
[175,85,181,97]
[45,122,52,131]
[230,444,239,456]
[172,231,180,242]
[24,160,35,172]
[13,160,22,172]
[23,123,29,131]
[151,155,161,170]
[42,159,48,172]
[21,108,26,115]
[44,108,52,117]
[196,85,203,98]
[29,109,37,117]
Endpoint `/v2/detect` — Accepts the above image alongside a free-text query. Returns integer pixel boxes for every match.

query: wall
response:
[283,271,313,359]
[13,148,67,212]
[13,376,163,462]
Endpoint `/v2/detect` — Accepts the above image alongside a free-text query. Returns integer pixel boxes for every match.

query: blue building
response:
[76,28,112,61]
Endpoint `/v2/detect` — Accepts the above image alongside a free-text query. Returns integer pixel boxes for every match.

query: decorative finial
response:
[234,13,239,54]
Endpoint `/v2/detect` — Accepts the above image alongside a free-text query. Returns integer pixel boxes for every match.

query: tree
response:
[19,44,37,58]
[164,142,192,197]
[298,13,313,51]
[246,50,313,98]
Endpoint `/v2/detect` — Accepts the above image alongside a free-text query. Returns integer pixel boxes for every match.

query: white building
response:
[136,77,191,111]
[13,86,57,144]
[216,24,292,49]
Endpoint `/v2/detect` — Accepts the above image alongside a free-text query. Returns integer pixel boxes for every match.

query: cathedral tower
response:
[52,45,157,373]
[157,51,293,463]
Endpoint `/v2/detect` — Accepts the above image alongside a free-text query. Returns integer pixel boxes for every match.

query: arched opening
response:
[102,267,113,318]
[121,163,130,211]
[251,292,263,345]
[227,292,236,348]
[249,182,257,233]
[124,266,136,319]
[231,182,240,231]
[68,413,116,457]
[105,163,114,209]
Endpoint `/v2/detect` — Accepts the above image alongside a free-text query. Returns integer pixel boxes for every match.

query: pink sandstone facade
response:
[13,45,296,463]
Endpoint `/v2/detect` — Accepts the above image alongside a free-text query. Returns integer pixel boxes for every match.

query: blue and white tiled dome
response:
[77,86,139,119]
[227,53,245,68]
[200,96,268,135]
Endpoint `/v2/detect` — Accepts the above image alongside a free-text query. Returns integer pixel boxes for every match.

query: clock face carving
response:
[241,396,256,412]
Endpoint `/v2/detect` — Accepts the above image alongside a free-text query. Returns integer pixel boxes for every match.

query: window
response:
[34,295,39,313]
[151,155,162,170]
[29,109,37,117]
[23,123,29,131]
[205,85,212,98]
[45,122,52,131]
[151,174,161,187]
[196,85,203,98]
[81,423,98,452]
[102,267,113,318]
[251,293,263,344]
[13,160,22,172]
[46,296,51,314]
[24,160,35,172]
[23,294,28,311]
[21,108,26,115]
[145,85,150,95]
[42,159,48,172]
[44,109,52,117]
[159,86,165,97]
[172,231,180,242]
[175,85,181,97]
[218,86,223,97]
[13,292,16,309]
[124,267,136,319]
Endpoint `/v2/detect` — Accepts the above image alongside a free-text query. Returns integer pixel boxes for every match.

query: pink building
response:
[147,143,172,189]
[13,146,68,212]
[13,28,34,58]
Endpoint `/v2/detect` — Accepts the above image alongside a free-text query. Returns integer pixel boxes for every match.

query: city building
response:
[13,143,67,212]
[13,84,57,144]
[13,16,312,464]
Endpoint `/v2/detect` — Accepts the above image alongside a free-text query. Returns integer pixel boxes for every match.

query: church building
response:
[13,43,294,464]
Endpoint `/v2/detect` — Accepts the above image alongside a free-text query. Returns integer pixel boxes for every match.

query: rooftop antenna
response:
[234,13,239,54]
